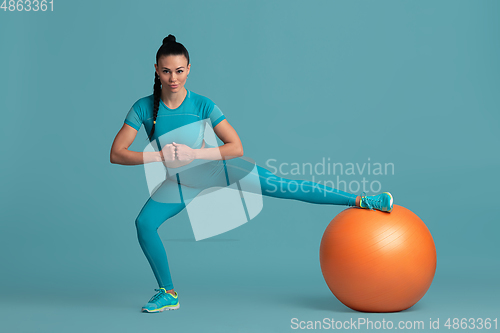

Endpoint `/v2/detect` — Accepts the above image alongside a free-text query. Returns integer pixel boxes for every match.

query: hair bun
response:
[163,35,176,44]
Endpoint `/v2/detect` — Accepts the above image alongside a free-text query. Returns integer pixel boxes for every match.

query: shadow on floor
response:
[161,238,240,242]
[274,293,423,313]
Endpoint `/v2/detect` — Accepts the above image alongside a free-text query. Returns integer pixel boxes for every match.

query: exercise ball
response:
[319,204,436,312]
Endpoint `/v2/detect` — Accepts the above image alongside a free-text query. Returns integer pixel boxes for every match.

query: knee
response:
[135,214,158,234]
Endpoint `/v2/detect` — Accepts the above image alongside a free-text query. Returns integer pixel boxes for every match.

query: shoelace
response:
[361,192,382,210]
[149,288,167,303]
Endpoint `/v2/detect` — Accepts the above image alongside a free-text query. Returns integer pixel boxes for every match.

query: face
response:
[155,55,191,92]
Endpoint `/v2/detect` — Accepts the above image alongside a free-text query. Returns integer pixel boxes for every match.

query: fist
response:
[172,142,196,161]
[161,143,176,162]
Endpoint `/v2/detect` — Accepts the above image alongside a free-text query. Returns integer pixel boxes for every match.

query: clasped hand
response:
[161,142,196,162]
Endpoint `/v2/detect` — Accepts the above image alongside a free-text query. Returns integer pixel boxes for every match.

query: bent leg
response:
[135,199,184,289]
[135,178,203,289]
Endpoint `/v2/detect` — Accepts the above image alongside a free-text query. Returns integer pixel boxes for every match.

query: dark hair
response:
[148,34,190,141]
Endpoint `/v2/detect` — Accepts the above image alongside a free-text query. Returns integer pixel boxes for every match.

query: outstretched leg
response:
[221,157,358,206]
[255,164,357,205]
[171,156,392,212]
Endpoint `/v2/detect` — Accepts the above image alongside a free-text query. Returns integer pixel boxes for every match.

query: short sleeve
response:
[208,104,226,128]
[124,105,142,130]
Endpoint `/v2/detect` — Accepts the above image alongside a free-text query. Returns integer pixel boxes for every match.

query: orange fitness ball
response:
[319,204,437,312]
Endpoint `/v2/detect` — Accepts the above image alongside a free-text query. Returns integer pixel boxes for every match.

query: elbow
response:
[237,145,244,157]
[110,150,118,164]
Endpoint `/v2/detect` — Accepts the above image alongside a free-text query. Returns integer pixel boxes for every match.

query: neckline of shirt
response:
[160,89,190,111]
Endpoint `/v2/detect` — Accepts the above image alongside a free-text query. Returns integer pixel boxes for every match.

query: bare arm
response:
[110,124,162,165]
[195,119,243,160]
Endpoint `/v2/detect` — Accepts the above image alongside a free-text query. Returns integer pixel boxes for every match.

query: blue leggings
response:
[134,156,357,290]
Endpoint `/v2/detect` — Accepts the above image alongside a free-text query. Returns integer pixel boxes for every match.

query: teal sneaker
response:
[360,192,393,212]
[141,288,180,313]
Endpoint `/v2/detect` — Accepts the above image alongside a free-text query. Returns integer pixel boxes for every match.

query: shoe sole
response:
[383,192,393,212]
[142,302,180,313]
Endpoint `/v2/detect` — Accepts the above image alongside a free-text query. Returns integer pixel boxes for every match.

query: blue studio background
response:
[1,0,499,332]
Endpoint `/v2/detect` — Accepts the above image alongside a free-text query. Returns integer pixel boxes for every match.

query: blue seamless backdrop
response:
[0,0,499,332]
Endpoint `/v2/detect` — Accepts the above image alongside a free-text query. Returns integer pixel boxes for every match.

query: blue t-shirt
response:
[124,89,226,149]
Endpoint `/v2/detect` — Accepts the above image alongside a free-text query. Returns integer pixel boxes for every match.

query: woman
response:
[110,34,394,313]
